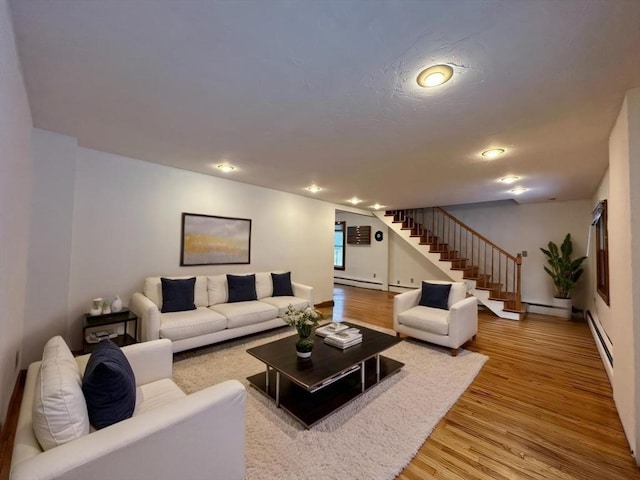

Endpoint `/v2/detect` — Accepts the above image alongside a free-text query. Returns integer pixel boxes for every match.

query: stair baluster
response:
[381,206,524,319]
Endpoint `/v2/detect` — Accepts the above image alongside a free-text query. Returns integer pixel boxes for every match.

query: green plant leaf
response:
[541,234,584,299]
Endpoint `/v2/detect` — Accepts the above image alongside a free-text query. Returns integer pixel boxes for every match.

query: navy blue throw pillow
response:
[419,282,451,310]
[272,272,294,297]
[161,277,196,313]
[82,339,136,429]
[227,274,257,303]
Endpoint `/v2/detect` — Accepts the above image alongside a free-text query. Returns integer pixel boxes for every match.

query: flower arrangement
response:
[282,304,322,338]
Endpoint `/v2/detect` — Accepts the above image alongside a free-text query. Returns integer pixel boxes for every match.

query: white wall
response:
[22,139,336,353]
[607,89,640,462]
[630,90,640,468]
[389,232,449,289]
[0,0,33,421]
[443,200,591,308]
[22,130,77,365]
[334,211,388,290]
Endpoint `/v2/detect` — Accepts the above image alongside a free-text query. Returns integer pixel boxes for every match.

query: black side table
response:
[83,308,138,354]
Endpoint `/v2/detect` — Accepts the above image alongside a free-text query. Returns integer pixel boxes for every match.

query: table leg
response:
[276,371,280,407]
[361,361,365,393]
[265,365,269,393]
[376,354,380,383]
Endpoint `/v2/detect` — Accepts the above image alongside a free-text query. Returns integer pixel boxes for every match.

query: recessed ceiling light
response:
[499,175,520,184]
[481,148,506,159]
[370,203,386,210]
[216,164,235,172]
[348,197,362,205]
[305,184,322,193]
[510,186,528,195]
[417,64,453,88]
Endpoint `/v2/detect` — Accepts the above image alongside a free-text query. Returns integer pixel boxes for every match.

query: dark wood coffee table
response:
[246,322,403,428]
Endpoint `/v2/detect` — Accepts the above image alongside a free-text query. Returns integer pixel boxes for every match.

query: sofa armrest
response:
[393,289,421,330]
[448,296,478,347]
[130,292,160,342]
[122,339,173,385]
[10,380,246,480]
[292,282,314,306]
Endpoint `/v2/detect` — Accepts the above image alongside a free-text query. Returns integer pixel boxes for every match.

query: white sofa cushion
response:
[255,272,273,299]
[159,307,227,341]
[207,274,228,305]
[398,305,450,335]
[259,296,309,317]
[134,378,187,416]
[32,336,90,451]
[210,301,278,329]
[144,275,208,308]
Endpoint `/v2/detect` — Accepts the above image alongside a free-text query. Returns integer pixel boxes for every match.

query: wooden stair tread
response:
[384,207,524,321]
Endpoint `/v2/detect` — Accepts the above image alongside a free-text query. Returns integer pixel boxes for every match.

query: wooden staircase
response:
[375,207,526,320]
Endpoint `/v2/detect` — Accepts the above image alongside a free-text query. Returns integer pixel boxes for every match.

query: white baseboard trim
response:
[527,302,572,319]
[388,284,418,294]
[334,276,388,291]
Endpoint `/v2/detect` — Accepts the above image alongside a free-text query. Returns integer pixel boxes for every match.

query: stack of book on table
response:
[316,322,349,337]
[324,328,363,349]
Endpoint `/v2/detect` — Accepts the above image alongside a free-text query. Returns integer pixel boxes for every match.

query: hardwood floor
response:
[2,285,638,480]
[328,285,640,480]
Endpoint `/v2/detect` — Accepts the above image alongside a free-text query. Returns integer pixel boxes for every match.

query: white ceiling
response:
[10,0,640,209]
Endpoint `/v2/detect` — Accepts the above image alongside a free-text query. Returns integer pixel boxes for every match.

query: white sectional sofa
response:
[130,272,313,352]
[11,337,246,480]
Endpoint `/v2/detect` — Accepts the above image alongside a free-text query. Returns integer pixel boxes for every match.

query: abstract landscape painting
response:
[181,213,251,265]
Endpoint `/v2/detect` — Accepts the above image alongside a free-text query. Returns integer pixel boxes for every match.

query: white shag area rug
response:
[173,321,487,480]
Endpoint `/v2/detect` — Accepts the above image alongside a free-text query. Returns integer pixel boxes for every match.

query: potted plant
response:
[282,304,322,358]
[540,233,587,319]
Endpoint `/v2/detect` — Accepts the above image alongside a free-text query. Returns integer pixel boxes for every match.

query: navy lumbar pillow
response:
[227,274,257,302]
[419,282,451,310]
[161,277,196,313]
[272,272,294,297]
[82,339,136,430]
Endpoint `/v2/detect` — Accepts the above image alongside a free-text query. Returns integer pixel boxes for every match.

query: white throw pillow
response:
[207,275,228,305]
[255,272,273,299]
[32,336,90,451]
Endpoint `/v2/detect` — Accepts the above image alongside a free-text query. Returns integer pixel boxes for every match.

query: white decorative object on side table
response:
[111,295,123,313]
[89,298,102,316]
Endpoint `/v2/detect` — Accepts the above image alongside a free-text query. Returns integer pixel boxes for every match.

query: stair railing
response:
[390,207,522,311]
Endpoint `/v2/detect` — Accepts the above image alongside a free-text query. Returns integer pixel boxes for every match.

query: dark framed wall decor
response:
[181,213,251,265]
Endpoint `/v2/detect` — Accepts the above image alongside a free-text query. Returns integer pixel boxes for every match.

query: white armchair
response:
[393,281,477,356]
[11,338,246,480]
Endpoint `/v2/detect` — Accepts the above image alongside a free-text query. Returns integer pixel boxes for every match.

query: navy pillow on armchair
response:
[82,339,136,429]
[419,282,451,310]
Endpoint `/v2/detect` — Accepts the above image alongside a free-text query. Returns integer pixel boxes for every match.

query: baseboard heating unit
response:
[334,276,385,291]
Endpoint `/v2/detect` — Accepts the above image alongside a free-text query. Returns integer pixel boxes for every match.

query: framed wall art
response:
[180,213,251,266]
